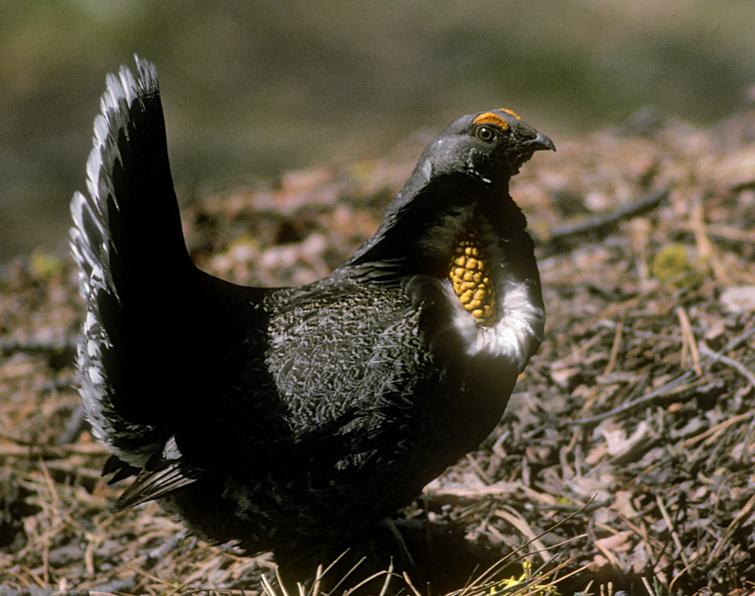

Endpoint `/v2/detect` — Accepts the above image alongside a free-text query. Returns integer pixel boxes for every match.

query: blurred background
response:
[1,0,753,260]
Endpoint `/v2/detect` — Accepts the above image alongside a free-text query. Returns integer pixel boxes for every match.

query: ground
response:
[0,104,753,595]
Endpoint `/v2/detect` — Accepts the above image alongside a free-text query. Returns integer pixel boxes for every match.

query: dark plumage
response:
[70,57,554,559]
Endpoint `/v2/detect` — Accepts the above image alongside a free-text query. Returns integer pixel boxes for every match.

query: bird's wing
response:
[263,281,439,443]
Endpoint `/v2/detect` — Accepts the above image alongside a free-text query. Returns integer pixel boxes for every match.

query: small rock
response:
[719,285,755,313]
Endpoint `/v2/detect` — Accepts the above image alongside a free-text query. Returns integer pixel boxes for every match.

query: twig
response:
[466,453,492,484]
[261,572,280,596]
[145,529,189,569]
[318,548,351,582]
[402,571,422,596]
[655,495,693,578]
[690,193,729,283]
[719,326,755,353]
[326,554,367,595]
[513,556,587,596]
[682,411,754,449]
[675,222,755,244]
[382,518,415,567]
[343,569,393,596]
[676,307,703,376]
[698,342,755,388]
[310,563,324,596]
[495,507,551,563]
[470,497,595,589]
[378,559,394,596]
[545,189,668,248]
[569,372,695,426]
[602,320,624,376]
[641,576,656,596]
[57,404,88,445]
[0,334,77,356]
[616,513,663,566]
[89,577,137,595]
[0,433,108,457]
[668,564,691,595]
[708,493,755,563]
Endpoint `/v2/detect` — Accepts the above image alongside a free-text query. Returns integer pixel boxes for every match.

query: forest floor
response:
[0,103,753,595]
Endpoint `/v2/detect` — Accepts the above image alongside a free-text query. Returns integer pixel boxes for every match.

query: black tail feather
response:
[70,56,194,464]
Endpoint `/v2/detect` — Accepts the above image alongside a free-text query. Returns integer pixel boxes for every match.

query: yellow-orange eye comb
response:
[472,112,510,130]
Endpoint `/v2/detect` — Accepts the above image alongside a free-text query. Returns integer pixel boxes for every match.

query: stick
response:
[0,334,77,356]
[545,189,668,248]
[569,371,695,426]
[698,342,755,388]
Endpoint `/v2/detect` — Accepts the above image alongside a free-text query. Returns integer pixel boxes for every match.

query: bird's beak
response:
[528,132,556,152]
[512,118,556,153]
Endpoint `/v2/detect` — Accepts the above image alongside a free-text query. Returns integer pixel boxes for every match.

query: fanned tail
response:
[70,56,195,466]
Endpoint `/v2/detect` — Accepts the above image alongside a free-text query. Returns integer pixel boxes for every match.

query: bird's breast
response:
[442,223,544,373]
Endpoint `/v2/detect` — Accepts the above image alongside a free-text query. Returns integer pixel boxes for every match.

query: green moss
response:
[650,243,704,288]
[489,559,559,595]
[29,249,64,280]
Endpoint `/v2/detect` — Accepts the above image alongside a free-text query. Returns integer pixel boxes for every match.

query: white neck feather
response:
[435,212,544,372]
[445,278,544,372]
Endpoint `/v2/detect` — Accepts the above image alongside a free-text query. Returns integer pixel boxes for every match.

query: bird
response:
[69,56,554,560]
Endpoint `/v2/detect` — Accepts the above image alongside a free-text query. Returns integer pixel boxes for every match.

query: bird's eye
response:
[475,125,497,143]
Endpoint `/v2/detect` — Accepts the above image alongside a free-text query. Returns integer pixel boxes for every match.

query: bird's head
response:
[417,107,555,184]
[348,107,554,278]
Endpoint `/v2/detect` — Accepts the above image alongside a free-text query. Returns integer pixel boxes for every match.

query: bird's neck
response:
[347,175,518,271]
[419,197,543,372]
